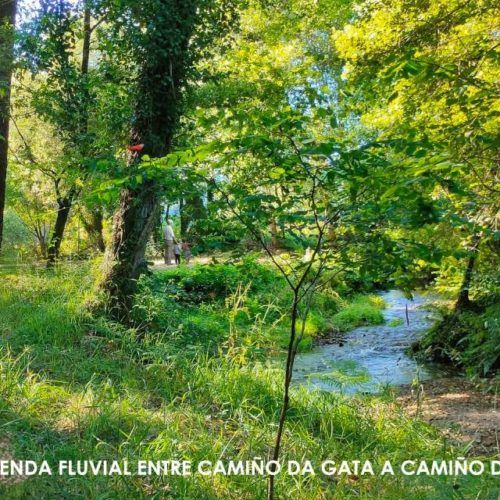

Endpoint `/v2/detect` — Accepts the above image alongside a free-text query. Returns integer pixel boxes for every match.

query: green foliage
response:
[1,209,32,257]
[146,257,278,304]
[129,259,388,360]
[331,295,385,332]
[417,302,500,376]
[0,263,496,498]
[330,0,499,369]
[2,1,499,496]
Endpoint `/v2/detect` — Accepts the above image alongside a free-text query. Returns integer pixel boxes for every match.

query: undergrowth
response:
[415,301,500,376]
[0,261,495,498]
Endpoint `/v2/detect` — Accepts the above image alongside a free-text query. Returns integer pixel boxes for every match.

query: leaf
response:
[269,167,286,179]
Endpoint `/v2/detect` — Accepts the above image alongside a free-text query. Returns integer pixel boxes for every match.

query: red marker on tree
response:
[127,143,144,152]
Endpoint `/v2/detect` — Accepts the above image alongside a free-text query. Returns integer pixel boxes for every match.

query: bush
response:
[415,302,500,376]
[151,258,282,304]
[1,209,34,258]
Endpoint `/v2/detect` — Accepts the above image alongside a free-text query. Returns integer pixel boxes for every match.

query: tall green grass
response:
[0,262,495,498]
[331,295,385,332]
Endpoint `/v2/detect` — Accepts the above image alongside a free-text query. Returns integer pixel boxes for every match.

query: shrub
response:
[151,259,282,304]
[416,302,500,376]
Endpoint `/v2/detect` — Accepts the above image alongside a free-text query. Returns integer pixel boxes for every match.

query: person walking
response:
[173,241,181,265]
[182,240,191,264]
[164,218,176,265]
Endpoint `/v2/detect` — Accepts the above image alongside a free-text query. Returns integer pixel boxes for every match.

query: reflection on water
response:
[293,290,450,393]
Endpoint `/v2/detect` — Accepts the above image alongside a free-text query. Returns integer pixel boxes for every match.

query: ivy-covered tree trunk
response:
[0,0,17,252]
[102,1,200,319]
[455,234,481,312]
[104,182,160,314]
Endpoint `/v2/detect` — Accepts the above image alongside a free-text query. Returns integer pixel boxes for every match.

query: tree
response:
[19,0,130,265]
[0,0,17,252]
[171,0,354,250]
[151,100,441,497]
[44,0,93,265]
[7,160,54,258]
[331,0,499,308]
[101,0,237,318]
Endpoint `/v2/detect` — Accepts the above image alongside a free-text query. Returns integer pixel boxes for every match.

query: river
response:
[293,290,450,393]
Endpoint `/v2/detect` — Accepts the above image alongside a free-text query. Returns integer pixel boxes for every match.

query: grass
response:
[331,295,385,332]
[388,318,404,327]
[0,261,496,498]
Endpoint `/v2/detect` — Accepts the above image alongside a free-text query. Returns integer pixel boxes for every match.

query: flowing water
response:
[293,290,449,393]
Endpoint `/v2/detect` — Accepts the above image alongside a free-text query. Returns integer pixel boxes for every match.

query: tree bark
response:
[151,207,164,256]
[179,197,187,235]
[268,295,299,500]
[270,218,278,252]
[34,222,50,258]
[101,1,201,319]
[0,0,17,252]
[455,234,480,312]
[81,208,105,253]
[91,209,105,253]
[102,182,160,316]
[81,3,91,76]
[181,195,205,238]
[47,196,73,266]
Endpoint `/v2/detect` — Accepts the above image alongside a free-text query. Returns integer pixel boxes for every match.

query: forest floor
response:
[397,377,499,456]
[152,255,214,270]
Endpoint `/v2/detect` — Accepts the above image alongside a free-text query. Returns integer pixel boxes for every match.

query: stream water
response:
[293,290,450,393]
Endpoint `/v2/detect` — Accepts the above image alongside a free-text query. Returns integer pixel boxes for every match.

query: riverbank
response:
[397,377,499,457]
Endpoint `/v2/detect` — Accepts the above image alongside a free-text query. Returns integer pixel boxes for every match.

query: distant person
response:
[303,247,313,263]
[164,219,176,265]
[173,241,181,265]
[182,240,192,264]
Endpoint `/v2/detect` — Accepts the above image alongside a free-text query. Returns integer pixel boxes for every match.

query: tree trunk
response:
[455,234,480,312]
[45,2,91,265]
[151,207,164,256]
[34,223,49,258]
[181,195,205,238]
[179,197,187,235]
[102,182,160,317]
[81,3,91,76]
[268,295,299,500]
[47,196,73,267]
[81,208,105,253]
[101,1,207,318]
[207,178,216,203]
[0,0,17,252]
[90,209,105,253]
[270,218,278,252]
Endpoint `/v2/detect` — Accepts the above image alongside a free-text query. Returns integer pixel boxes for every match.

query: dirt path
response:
[397,377,499,456]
